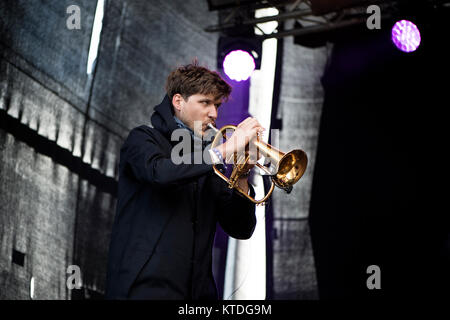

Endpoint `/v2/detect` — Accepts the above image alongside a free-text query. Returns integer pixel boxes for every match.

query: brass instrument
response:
[208,124,308,205]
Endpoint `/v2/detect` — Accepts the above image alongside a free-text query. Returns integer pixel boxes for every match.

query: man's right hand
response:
[215,117,265,164]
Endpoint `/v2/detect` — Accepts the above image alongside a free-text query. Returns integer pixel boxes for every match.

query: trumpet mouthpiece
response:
[207,123,219,132]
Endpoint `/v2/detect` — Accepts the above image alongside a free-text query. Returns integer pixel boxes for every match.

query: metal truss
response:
[205,0,450,40]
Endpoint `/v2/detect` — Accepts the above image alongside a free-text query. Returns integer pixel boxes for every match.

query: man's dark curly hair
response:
[165,60,232,102]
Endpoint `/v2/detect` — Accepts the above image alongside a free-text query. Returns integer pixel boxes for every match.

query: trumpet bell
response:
[273,149,308,189]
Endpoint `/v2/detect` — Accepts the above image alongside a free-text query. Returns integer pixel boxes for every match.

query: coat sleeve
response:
[216,182,257,240]
[122,127,213,186]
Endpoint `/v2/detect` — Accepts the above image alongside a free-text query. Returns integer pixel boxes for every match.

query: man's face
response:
[173,93,222,137]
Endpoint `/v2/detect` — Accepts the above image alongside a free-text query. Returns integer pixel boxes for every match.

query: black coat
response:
[105,95,256,300]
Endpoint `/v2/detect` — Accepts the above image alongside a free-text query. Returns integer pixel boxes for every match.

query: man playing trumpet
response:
[105,62,264,300]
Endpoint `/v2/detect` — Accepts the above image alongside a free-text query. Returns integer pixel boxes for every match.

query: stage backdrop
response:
[0,0,218,299]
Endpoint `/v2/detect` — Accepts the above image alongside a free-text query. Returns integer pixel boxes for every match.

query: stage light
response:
[391,20,421,53]
[222,50,256,82]
[217,36,262,82]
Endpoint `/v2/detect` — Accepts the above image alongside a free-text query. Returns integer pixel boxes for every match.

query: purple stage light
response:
[223,50,256,81]
[391,20,421,53]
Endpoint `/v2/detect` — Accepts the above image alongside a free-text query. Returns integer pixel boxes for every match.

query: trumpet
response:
[208,123,308,204]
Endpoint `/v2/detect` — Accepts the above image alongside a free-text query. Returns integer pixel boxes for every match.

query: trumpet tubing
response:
[208,123,308,204]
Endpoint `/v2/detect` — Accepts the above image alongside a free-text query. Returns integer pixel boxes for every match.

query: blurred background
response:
[0,0,448,300]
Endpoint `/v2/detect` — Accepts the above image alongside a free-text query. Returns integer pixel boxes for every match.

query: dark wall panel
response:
[270,25,328,299]
[0,58,86,157]
[0,0,96,107]
[73,180,116,297]
[0,0,120,181]
[272,219,317,299]
[0,129,77,300]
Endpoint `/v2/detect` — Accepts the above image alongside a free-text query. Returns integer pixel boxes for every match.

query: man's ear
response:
[172,94,183,112]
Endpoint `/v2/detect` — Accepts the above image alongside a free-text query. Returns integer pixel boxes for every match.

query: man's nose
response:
[208,105,218,120]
